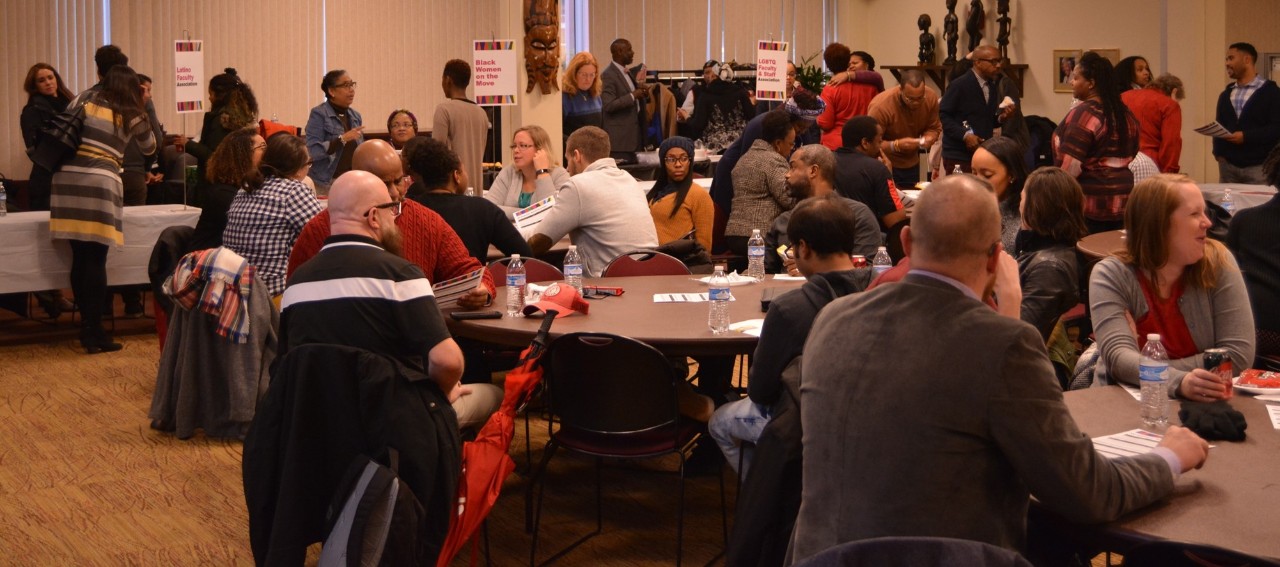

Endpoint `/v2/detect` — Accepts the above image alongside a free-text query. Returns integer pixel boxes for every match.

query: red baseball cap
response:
[522,282,590,318]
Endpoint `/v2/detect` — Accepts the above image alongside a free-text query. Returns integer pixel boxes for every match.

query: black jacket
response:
[939,70,1009,161]
[1213,79,1280,168]
[1016,233,1082,342]
[729,269,871,567]
[243,344,460,566]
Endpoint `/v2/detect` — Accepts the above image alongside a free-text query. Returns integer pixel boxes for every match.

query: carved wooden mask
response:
[524,0,560,94]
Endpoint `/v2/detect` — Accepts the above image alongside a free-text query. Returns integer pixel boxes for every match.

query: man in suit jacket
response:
[939,45,1017,173]
[600,38,648,163]
[789,174,1210,563]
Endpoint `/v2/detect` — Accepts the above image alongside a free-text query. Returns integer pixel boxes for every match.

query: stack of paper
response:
[1267,405,1280,430]
[1092,429,1163,459]
[513,196,556,231]
[433,268,484,309]
[1194,121,1233,138]
[653,293,736,303]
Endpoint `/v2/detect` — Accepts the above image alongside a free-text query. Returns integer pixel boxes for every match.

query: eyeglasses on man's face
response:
[385,175,410,187]
[974,58,1002,65]
[365,200,403,218]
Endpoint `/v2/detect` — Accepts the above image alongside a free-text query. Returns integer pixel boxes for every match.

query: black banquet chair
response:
[527,332,725,566]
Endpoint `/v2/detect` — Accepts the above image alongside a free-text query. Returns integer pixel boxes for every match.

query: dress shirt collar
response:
[907,267,981,301]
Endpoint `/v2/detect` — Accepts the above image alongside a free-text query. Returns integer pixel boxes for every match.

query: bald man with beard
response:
[287,139,495,309]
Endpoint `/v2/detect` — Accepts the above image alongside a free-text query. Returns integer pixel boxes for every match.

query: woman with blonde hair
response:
[1090,173,1255,400]
[562,52,603,142]
[483,125,571,214]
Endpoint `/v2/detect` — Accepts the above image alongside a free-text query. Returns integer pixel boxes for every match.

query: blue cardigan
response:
[1213,79,1280,168]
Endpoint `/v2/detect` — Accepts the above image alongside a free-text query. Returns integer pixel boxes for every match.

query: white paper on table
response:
[1194,121,1233,138]
[1267,405,1280,430]
[653,293,736,303]
[1254,395,1280,403]
[1092,429,1163,459]
[1120,384,1142,401]
[729,318,765,336]
[771,274,806,281]
[513,195,556,231]
[432,267,484,309]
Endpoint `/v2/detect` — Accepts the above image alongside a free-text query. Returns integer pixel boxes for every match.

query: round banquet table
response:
[1076,229,1126,260]
[445,274,806,357]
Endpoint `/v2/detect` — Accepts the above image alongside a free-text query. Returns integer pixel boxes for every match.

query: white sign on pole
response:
[173,40,206,114]
[472,40,518,106]
[755,40,790,102]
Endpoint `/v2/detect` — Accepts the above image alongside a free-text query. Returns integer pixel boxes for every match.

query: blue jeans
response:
[708,397,771,476]
[1218,161,1265,185]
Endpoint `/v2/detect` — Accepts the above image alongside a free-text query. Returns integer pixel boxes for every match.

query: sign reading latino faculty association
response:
[174,40,206,114]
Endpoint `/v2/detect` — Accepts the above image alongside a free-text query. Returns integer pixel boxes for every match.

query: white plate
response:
[1233,376,1280,396]
[692,276,755,286]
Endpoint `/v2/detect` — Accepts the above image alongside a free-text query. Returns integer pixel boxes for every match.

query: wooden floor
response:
[0,305,735,566]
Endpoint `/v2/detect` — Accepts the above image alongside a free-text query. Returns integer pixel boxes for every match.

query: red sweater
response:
[287,200,496,295]
[818,82,880,150]
[1121,87,1182,174]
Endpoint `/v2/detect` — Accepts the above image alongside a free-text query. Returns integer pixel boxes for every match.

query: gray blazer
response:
[600,61,642,154]
[790,274,1174,563]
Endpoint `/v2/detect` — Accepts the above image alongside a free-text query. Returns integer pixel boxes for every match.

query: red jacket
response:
[287,200,495,295]
[1121,87,1182,173]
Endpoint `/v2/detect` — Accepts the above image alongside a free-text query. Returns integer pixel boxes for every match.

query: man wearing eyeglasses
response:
[288,140,496,311]
[868,70,942,190]
[790,174,1209,563]
[939,45,1018,174]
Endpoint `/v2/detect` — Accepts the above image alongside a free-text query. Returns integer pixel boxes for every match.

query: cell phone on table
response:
[450,310,503,320]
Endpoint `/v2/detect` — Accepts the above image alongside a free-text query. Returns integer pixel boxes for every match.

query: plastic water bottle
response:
[872,246,892,276]
[952,164,963,175]
[1139,333,1170,428]
[563,245,584,293]
[0,181,7,217]
[1221,188,1235,214]
[708,265,731,335]
[464,187,476,197]
[747,229,766,282]
[505,254,527,317]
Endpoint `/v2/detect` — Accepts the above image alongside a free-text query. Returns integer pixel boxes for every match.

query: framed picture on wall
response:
[1053,50,1081,93]
[1092,49,1122,65]
[1263,52,1280,80]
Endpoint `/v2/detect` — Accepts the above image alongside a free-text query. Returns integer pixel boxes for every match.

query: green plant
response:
[794,51,831,94]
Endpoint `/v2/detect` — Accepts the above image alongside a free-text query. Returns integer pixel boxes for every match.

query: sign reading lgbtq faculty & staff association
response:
[174,40,206,114]
[473,40,517,106]
[755,40,790,102]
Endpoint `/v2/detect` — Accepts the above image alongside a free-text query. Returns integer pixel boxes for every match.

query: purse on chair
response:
[29,102,87,172]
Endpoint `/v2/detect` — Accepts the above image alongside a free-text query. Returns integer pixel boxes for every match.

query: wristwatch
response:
[535,168,551,176]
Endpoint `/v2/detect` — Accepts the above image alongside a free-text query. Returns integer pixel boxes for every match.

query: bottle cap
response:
[569,245,577,251]
[1146,333,1161,341]
[511,254,521,260]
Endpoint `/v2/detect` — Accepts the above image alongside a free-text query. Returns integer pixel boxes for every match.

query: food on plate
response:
[1237,369,1280,388]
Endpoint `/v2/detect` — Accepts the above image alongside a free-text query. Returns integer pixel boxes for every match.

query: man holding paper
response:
[1213,42,1280,184]
[527,126,658,277]
[280,170,501,430]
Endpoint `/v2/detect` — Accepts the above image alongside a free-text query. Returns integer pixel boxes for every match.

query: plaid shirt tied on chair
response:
[165,247,256,343]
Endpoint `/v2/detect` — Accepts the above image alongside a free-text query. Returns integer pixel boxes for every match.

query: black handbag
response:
[30,102,86,172]
[655,238,714,273]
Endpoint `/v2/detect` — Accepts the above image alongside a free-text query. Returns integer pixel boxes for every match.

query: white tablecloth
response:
[0,205,202,294]
[1199,183,1275,213]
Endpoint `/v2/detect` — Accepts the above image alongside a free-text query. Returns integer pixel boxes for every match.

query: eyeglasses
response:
[384,175,410,187]
[365,200,403,217]
[390,121,416,129]
[901,94,926,103]
[252,143,267,150]
[974,58,1002,65]
[334,81,357,89]
[664,155,690,164]
[509,143,536,151]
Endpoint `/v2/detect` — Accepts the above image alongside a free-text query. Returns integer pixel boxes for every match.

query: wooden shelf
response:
[882,63,1027,95]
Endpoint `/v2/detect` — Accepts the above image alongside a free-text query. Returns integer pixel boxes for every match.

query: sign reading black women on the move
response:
[473,40,517,106]
[174,40,205,114]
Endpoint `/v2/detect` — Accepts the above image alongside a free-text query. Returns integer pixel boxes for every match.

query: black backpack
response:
[319,448,430,567]
[1024,115,1059,169]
